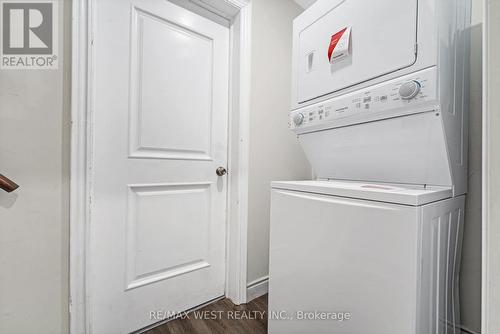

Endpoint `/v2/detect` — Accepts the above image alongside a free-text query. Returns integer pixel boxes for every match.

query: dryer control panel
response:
[290,67,438,134]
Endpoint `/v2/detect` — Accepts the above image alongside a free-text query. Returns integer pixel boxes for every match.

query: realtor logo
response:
[1,1,58,69]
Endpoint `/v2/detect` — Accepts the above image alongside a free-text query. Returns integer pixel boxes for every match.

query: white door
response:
[90,0,229,332]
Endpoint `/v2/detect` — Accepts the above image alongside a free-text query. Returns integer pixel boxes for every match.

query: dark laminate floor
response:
[144,294,268,334]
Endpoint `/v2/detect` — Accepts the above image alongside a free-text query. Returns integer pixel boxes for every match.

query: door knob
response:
[216,167,227,176]
[0,174,19,193]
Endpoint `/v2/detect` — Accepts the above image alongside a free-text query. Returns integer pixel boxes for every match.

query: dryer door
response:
[296,0,418,103]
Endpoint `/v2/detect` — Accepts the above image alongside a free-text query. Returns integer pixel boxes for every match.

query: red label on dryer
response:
[328,27,351,63]
[328,28,347,60]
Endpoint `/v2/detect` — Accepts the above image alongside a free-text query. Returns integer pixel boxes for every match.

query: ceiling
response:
[294,0,317,9]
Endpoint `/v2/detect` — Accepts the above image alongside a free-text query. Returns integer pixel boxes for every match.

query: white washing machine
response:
[268,0,471,333]
[270,181,464,333]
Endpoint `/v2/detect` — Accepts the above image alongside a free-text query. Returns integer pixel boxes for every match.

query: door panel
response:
[91,0,229,332]
[126,183,212,291]
[130,7,215,160]
[296,0,418,102]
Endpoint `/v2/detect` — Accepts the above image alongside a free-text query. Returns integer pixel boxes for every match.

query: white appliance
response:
[270,181,464,334]
[268,0,471,333]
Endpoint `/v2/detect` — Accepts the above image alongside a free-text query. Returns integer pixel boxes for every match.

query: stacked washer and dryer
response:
[268,0,471,333]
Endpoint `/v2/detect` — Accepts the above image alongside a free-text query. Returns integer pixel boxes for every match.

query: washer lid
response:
[271,180,452,206]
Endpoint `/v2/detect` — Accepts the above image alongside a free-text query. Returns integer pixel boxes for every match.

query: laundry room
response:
[0,0,498,333]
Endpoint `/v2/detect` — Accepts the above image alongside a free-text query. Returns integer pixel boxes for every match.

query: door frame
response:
[482,0,500,332]
[482,0,488,331]
[69,0,252,333]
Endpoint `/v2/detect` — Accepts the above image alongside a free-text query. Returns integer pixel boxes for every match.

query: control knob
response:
[293,113,304,126]
[399,80,421,100]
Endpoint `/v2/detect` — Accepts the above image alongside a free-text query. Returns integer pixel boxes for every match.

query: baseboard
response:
[246,276,269,302]
[460,325,480,334]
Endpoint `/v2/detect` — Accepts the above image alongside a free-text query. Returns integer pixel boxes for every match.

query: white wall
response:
[483,0,500,332]
[0,1,71,333]
[247,0,310,286]
[460,1,483,332]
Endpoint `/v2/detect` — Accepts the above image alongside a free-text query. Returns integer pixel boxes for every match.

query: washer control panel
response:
[290,67,438,133]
